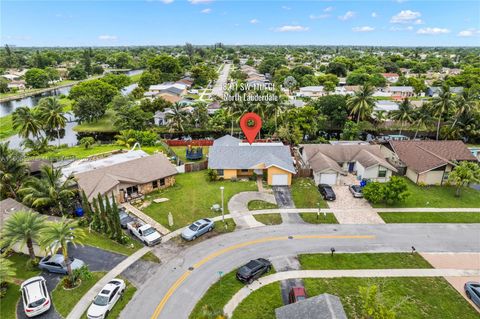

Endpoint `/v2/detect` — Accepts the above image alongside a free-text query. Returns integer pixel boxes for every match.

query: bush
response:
[206,169,218,182]
[363,182,385,204]
[363,177,410,205]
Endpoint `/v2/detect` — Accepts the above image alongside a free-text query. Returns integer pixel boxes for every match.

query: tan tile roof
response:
[75,153,177,200]
[389,140,477,174]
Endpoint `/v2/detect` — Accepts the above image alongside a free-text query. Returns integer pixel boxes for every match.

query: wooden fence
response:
[165,140,214,146]
[184,160,209,173]
[295,168,313,178]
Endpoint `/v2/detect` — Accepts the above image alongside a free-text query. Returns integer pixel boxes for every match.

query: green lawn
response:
[129,73,142,83]
[299,253,433,270]
[254,213,283,225]
[304,277,479,319]
[291,178,327,208]
[372,177,480,208]
[214,219,236,234]
[81,228,144,256]
[299,212,338,224]
[171,146,209,163]
[52,272,106,318]
[73,109,118,133]
[143,171,257,230]
[248,200,278,211]
[231,282,282,319]
[0,282,20,319]
[380,212,480,223]
[6,253,41,280]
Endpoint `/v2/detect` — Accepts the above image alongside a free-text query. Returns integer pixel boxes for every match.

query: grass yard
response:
[214,219,236,233]
[299,253,433,270]
[372,177,480,208]
[0,282,20,319]
[379,212,480,223]
[129,73,142,83]
[143,171,257,230]
[53,272,106,318]
[73,109,118,133]
[304,277,479,319]
[248,200,278,211]
[81,228,144,255]
[291,178,327,208]
[6,253,41,280]
[299,213,339,224]
[254,213,283,225]
[231,282,282,319]
[171,146,209,163]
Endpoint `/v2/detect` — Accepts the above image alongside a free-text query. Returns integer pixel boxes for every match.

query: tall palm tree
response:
[373,110,389,125]
[412,104,433,139]
[19,165,76,216]
[12,106,41,139]
[390,98,414,135]
[38,97,66,147]
[450,88,477,131]
[431,86,456,140]
[346,84,376,123]
[40,218,85,276]
[266,94,290,131]
[0,211,47,260]
[166,103,188,132]
[0,141,28,199]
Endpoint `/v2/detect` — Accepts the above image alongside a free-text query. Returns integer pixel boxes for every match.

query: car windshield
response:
[296,296,306,301]
[143,228,156,236]
[352,186,362,192]
[189,224,199,231]
[28,298,46,308]
[93,295,109,306]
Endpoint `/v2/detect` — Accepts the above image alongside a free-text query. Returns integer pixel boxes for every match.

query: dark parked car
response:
[464,281,480,309]
[349,185,363,198]
[318,184,336,201]
[236,258,271,284]
[119,209,134,229]
[289,287,307,303]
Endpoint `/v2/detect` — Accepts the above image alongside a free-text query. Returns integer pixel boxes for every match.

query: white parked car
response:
[87,278,126,319]
[21,276,51,317]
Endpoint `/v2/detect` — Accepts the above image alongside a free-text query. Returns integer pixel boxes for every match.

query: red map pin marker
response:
[240,112,262,145]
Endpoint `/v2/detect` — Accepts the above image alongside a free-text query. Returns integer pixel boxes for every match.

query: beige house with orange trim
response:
[208,135,296,186]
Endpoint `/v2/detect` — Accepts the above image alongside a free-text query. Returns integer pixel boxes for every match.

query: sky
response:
[1,0,479,47]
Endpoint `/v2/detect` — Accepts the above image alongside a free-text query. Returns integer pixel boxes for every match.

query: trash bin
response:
[75,207,84,217]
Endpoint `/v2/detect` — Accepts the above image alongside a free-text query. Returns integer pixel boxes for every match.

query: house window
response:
[378,170,387,178]
[217,169,224,176]
[152,180,158,189]
[241,169,249,173]
[126,185,138,195]
[160,178,165,186]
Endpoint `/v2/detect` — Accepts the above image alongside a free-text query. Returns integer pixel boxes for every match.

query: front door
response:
[348,162,355,172]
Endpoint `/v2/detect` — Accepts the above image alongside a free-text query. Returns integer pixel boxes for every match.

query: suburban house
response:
[426,86,463,97]
[207,101,221,114]
[374,100,399,112]
[387,86,415,98]
[145,82,188,103]
[208,135,296,186]
[297,86,325,98]
[275,293,347,319]
[389,140,478,185]
[300,144,397,185]
[381,73,400,83]
[64,150,178,202]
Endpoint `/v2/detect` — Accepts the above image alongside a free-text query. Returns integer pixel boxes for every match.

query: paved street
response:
[211,63,231,98]
[119,223,480,319]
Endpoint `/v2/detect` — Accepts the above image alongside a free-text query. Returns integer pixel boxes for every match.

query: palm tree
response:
[412,104,433,139]
[38,97,66,147]
[19,165,76,216]
[115,130,137,148]
[267,94,290,131]
[373,110,389,125]
[431,86,456,140]
[390,98,414,135]
[40,217,86,276]
[0,142,28,199]
[21,136,51,154]
[12,106,41,139]
[450,88,477,131]
[346,84,376,123]
[1,211,47,260]
[166,103,188,132]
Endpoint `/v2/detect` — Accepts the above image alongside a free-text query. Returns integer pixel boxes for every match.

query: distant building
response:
[297,86,325,98]
[374,100,399,112]
[381,73,400,83]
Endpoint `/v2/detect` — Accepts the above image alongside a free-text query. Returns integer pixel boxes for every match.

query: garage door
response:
[319,173,337,185]
[272,174,289,185]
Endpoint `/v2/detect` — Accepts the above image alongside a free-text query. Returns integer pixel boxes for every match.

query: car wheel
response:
[105,310,110,318]
[208,227,213,232]
[192,235,197,240]
[129,229,133,235]
[248,278,253,284]
[266,266,271,272]
[143,240,148,246]
[466,290,471,299]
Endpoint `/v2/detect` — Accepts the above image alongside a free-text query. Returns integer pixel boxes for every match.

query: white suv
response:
[21,276,51,317]
[87,279,126,319]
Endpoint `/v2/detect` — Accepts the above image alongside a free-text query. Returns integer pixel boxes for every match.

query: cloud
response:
[338,11,355,21]
[310,14,330,20]
[371,12,377,18]
[273,25,309,32]
[352,26,375,32]
[201,8,211,14]
[250,19,259,24]
[161,0,174,4]
[98,35,117,40]
[281,5,291,10]
[457,28,480,37]
[390,10,421,23]
[188,0,213,4]
[417,27,450,35]
[395,0,408,3]
[390,26,414,31]
[324,6,333,12]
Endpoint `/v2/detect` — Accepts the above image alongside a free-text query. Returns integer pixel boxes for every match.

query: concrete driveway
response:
[228,191,276,228]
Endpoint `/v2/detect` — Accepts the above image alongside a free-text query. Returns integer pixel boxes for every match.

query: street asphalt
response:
[119,223,480,319]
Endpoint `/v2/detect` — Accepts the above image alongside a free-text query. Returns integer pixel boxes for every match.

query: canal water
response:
[2,70,141,149]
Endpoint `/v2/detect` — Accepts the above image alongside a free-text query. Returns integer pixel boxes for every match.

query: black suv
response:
[236,258,272,284]
[318,184,336,201]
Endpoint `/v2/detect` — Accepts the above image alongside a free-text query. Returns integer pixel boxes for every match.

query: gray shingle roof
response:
[208,135,295,173]
[275,293,347,319]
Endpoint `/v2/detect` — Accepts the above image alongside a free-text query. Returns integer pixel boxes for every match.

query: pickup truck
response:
[127,220,162,246]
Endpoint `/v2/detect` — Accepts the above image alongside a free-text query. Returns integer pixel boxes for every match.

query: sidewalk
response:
[66,246,151,319]
[223,268,480,317]
[122,203,170,235]
[228,192,277,228]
